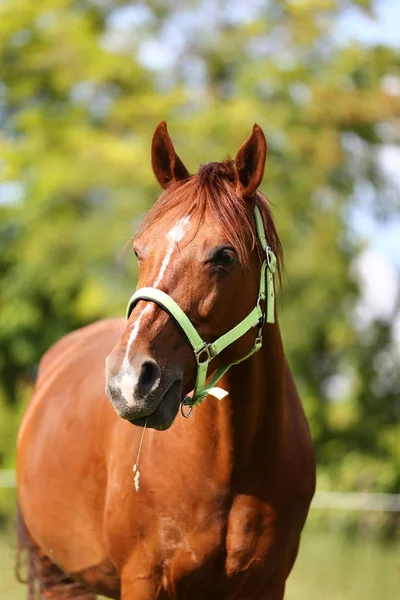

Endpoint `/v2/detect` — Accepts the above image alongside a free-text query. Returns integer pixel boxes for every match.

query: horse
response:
[17,121,315,599]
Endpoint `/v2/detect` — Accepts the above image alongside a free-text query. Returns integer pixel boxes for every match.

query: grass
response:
[286,526,400,599]
[1,519,399,599]
[0,529,24,600]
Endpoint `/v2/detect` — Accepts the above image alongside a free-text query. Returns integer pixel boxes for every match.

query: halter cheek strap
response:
[126,206,277,413]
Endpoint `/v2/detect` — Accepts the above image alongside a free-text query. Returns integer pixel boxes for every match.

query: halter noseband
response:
[126,206,276,417]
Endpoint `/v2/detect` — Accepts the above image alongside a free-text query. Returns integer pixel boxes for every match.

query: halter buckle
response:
[255,318,264,347]
[195,343,212,366]
[254,307,265,349]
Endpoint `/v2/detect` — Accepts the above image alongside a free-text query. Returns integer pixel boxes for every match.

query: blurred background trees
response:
[0,0,399,538]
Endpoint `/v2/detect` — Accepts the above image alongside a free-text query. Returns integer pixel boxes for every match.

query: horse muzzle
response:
[105,353,183,430]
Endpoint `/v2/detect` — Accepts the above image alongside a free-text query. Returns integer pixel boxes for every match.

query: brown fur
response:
[17,124,315,599]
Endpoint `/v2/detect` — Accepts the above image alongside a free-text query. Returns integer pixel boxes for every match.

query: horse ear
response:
[235,123,267,199]
[151,121,190,189]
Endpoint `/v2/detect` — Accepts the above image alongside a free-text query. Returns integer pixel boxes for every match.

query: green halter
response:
[126,206,276,417]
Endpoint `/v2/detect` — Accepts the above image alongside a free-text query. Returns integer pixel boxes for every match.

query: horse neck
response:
[223,320,286,473]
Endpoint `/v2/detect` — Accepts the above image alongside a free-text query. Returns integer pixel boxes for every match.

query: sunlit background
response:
[0,1,399,598]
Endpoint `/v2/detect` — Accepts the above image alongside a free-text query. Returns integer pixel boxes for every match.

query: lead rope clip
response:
[180,399,193,418]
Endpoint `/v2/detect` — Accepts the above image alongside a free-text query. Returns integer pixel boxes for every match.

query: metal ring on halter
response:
[195,343,212,366]
[266,246,275,272]
[256,296,265,321]
[266,245,272,269]
[180,398,193,418]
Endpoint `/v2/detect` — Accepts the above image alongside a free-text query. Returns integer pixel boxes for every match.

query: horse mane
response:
[137,159,284,287]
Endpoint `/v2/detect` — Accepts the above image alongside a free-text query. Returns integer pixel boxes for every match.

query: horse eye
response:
[208,246,237,269]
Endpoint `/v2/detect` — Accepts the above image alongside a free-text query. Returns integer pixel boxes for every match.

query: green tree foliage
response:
[0,0,399,527]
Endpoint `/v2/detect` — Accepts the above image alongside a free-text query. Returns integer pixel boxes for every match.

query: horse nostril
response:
[138,360,161,397]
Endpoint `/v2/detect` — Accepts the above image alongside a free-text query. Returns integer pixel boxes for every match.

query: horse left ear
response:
[235,123,267,199]
[151,121,190,189]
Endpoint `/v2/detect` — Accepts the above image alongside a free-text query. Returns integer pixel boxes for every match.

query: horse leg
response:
[120,560,164,600]
[18,541,97,599]
[120,576,157,600]
[16,506,96,599]
[32,547,97,599]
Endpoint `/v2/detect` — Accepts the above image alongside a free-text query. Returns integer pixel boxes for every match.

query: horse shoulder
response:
[17,317,127,574]
[224,363,315,588]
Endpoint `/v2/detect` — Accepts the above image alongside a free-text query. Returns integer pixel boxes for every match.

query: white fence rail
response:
[311,490,400,513]
[1,470,399,512]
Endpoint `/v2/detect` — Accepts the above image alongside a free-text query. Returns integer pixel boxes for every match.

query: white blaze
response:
[115,215,191,403]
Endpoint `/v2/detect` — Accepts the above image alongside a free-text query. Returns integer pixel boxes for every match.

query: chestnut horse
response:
[17,122,315,599]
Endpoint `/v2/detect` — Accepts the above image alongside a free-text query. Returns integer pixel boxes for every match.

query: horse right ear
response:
[235,123,267,200]
[151,121,190,189]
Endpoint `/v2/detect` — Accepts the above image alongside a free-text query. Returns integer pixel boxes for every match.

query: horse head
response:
[105,121,281,430]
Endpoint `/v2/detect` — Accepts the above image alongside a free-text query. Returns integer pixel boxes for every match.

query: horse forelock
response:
[136,159,284,286]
